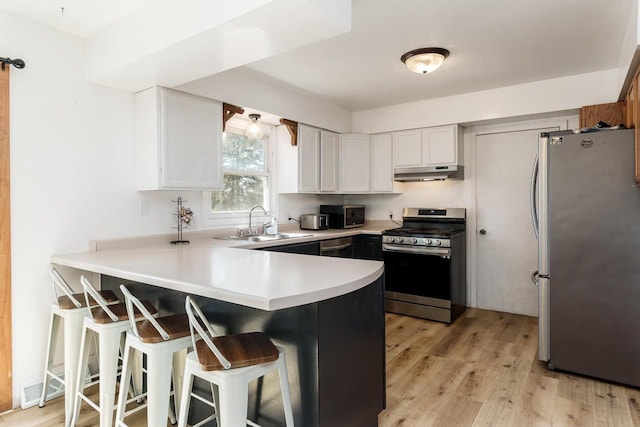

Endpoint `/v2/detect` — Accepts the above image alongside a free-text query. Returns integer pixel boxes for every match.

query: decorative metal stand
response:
[170,197,191,245]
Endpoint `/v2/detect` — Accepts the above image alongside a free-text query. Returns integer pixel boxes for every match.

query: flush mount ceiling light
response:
[246,113,264,138]
[401,47,450,74]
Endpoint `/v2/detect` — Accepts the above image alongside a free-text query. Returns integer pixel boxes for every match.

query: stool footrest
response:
[192,414,217,427]
[190,392,216,408]
[120,398,147,419]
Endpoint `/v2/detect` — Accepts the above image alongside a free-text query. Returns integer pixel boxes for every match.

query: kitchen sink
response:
[217,232,313,242]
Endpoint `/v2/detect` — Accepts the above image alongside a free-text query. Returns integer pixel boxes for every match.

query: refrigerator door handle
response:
[531,270,539,286]
[530,155,539,239]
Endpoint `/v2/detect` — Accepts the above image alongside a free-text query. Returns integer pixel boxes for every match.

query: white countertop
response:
[89,221,396,252]
[52,227,387,310]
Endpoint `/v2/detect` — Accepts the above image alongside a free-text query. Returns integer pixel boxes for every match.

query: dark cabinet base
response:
[102,275,385,427]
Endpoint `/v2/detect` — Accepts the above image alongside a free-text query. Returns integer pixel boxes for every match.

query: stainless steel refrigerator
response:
[532,128,640,387]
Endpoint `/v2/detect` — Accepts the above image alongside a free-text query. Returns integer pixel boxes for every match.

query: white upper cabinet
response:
[422,125,458,165]
[298,124,321,192]
[296,125,340,193]
[341,133,394,193]
[320,130,340,192]
[370,133,394,192]
[393,124,462,168]
[136,87,223,190]
[340,134,371,193]
[393,129,422,167]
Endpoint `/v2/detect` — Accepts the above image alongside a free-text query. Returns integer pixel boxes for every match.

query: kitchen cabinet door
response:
[393,129,422,167]
[370,133,394,192]
[136,87,223,190]
[422,125,457,165]
[340,134,371,192]
[352,235,383,260]
[320,130,340,192]
[298,124,321,192]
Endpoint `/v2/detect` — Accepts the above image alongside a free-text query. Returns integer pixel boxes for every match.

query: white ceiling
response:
[1,0,635,111]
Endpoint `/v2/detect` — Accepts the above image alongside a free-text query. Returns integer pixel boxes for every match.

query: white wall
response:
[351,69,620,134]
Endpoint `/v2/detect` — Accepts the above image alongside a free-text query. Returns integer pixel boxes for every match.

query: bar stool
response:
[178,296,294,427]
[115,284,192,427]
[69,276,157,427]
[38,268,119,426]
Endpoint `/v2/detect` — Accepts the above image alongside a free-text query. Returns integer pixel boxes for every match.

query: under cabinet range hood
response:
[393,165,464,182]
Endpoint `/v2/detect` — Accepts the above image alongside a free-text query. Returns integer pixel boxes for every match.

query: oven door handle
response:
[383,244,451,257]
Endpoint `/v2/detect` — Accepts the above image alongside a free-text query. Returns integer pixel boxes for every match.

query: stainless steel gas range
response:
[382,208,466,323]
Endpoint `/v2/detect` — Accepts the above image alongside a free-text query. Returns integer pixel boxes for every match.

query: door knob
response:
[479,229,487,235]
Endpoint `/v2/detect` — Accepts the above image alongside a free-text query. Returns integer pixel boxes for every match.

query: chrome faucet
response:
[248,205,267,235]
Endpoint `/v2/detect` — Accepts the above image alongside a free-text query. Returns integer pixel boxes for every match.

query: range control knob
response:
[411,238,418,244]
[434,239,442,246]
[425,239,432,246]
[397,237,404,244]
[387,237,395,243]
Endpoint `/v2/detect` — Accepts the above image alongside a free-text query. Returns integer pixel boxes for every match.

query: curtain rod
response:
[0,57,26,71]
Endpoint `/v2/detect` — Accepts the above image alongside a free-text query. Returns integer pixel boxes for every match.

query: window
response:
[212,131,269,212]
[202,118,274,227]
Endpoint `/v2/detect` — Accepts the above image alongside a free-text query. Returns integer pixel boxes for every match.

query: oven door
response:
[382,245,452,300]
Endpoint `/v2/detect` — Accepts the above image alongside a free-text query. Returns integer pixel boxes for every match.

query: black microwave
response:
[319,205,365,229]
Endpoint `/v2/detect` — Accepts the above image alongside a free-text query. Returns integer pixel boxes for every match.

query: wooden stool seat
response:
[178,297,294,427]
[195,332,279,371]
[136,313,191,343]
[90,300,157,324]
[57,290,118,309]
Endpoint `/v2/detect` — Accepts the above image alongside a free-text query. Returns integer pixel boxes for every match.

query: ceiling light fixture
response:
[401,47,449,74]
[246,113,264,139]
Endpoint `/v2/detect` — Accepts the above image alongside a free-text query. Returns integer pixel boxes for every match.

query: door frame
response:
[0,65,12,411]
[464,115,574,309]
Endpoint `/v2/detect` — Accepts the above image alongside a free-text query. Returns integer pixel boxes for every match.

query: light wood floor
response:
[380,308,640,427]
[2,308,639,426]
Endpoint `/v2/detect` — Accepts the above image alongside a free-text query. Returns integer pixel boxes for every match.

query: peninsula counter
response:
[51,245,385,427]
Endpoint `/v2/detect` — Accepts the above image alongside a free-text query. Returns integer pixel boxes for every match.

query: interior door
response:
[475,126,558,316]
[0,65,12,411]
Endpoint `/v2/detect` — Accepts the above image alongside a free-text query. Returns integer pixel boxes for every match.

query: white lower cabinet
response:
[136,87,223,190]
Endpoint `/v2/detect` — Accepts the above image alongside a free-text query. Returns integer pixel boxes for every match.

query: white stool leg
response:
[277,355,295,426]
[172,348,187,418]
[177,363,195,427]
[146,348,173,427]
[218,376,249,427]
[69,325,91,427]
[63,309,87,427]
[38,308,59,407]
[115,339,135,424]
[98,328,122,427]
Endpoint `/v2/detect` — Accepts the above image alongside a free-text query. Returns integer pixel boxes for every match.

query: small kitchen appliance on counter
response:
[382,208,466,323]
[320,205,365,229]
[299,213,329,230]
